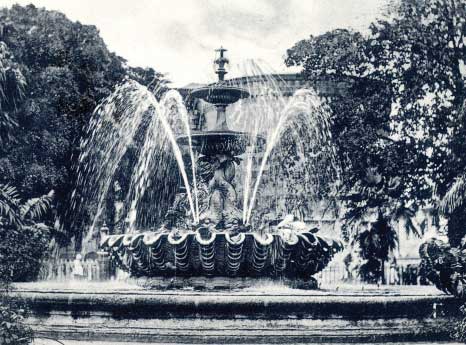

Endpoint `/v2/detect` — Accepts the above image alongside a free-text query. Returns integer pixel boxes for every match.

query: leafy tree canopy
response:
[0,4,167,238]
[286,0,466,244]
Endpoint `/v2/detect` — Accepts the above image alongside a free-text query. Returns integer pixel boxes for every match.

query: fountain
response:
[99,48,342,288]
[15,49,460,345]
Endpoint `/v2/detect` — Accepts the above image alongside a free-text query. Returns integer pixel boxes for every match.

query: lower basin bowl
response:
[177,130,264,156]
[101,229,343,279]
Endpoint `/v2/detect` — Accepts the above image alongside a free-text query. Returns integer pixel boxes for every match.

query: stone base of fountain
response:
[137,276,318,290]
[13,285,460,344]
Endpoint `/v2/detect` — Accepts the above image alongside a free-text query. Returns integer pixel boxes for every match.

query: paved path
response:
[32,340,464,345]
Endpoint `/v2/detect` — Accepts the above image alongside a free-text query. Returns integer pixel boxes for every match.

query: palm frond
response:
[20,190,54,222]
[392,204,422,238]
[0,183,22,227]
[439,173,466,214]
[385,225,399,252]
[403,216,422,238]
[22,222,52,233]
[0,111,18,146]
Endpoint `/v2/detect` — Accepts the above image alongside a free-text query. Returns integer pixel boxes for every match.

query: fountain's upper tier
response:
[190,83,249,105]
[179,79,258,156]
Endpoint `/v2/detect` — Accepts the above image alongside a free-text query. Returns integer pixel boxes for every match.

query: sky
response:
[0,0,391,86]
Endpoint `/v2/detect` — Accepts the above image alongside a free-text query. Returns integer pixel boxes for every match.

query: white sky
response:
[0,0,390,86]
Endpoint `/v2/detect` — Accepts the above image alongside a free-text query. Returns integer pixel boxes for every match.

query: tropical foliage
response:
[419,238,466,297]
[0,294,32,345]
[0,4,167,242]
[286,0,466,279]
[0,41,25,148]
[419,237,466,342]
[0,183,52,345]
[352,215,398,283]
[368,0,466,247]
[344,167,423,282]
[0,183,53,282]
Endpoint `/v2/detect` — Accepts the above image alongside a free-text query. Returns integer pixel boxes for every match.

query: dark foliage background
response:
[0,5,169,343]
[286,0,466,283]
[0,4,167,241]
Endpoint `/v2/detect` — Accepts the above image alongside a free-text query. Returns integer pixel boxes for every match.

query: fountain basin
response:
[177,130,265,156]
[190,84,249,105]
[177,130,257,156]
[101,230,342,281]
[12,284,460,344]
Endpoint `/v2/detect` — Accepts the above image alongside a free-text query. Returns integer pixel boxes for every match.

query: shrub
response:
[0,291,33,345]
[419,238,466,297]
[419,238,466,342]
[0,225,51,282]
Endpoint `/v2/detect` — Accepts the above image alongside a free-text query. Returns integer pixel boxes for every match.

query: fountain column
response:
[177,47,258,231]
[215,104,228,130]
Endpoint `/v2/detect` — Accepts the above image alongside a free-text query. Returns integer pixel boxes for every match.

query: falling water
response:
[127,90,200,227]
[226,60,338,225]
[73,59,339,249]
[166,90,200,223]
[246,88,336,224]
[72,81,152,243]
[138,89,197,226]
[72,80,198,245]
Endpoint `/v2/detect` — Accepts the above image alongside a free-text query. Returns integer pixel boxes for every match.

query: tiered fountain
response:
[100,48,342,288]
[16,49,459,345]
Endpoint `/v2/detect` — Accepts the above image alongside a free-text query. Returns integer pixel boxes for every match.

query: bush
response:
[0,291,33,345]
[419,238,466,342]
[0,225,50,282]
[0,184,53,282]
[419,238,466,297]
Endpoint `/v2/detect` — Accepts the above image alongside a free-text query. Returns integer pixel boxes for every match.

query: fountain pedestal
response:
[197,154,242,226]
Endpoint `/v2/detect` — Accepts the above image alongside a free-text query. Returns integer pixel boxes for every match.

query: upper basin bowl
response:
[191,84,250,105]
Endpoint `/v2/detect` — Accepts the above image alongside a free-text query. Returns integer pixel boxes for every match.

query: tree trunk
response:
[447,206,466,247]
[381,260,386,285]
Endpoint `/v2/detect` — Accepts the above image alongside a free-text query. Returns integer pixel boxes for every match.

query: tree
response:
[366,0,466,245]
[437,102,466,246]
[284,5,452,279]
[0,183,52,345]
[0,4,167,241]
[352,214,398,283]
[286,0,466,247]
[285,28,428,239]
[438,101,466,223]
[0,40,26,148]
[344,166,425,282]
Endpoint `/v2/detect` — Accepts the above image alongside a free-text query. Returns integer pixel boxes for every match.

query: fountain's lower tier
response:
[101,230,343,282]
[14,286,459,344]
[177,130,264,156]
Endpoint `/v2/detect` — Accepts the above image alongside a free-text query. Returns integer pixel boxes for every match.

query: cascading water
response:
[71,81,199,250]
[126,90,200,228]
[73,57,338,252]
[225,60,338,226]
